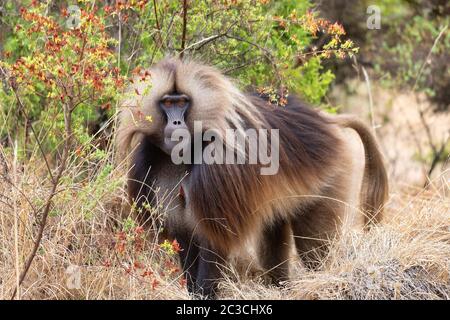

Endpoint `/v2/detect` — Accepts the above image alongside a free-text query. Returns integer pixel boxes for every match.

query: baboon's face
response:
[157,92,191,154]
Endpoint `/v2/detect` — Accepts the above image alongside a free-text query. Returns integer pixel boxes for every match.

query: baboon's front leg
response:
[176,232,200,295]
[194,243,222,299]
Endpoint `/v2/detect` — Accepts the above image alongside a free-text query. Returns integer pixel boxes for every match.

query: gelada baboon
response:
[116,57,388,298]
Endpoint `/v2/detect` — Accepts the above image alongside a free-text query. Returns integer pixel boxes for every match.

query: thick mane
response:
[189,94,344,255]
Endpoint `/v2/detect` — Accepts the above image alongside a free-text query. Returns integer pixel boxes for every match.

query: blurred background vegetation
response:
[317,0,449,111]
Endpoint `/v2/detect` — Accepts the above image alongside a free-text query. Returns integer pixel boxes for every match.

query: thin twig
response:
[13,139,20,299]
[413,25,447,91]
[151,8,178,64]
[117,12,122,69]
[426,137,449,179]
[224,60,260,75]
[184,34,226,52]
[183,22,237,53]
[153,0,161,31]
[152,0,163,48]
[10,85,55,184]
[418,106,437,154]
[361,66,377,136]
[411,25,448,185]
[179,0,188,59]
[224,34,282,88]
[1,175,38,214]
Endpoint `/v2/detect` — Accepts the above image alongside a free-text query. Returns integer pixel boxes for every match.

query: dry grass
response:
[0,140,448,300]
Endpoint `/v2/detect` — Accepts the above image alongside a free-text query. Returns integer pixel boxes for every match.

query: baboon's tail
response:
[334,115,389,226]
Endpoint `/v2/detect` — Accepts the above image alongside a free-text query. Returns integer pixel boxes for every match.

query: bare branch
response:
[180,0,188,59]
[361,66,378,136]
[426,136,449,181]
[413,25,448,91]
[152,0,164,48]
[183,22,237,53]
[224,34,282,88]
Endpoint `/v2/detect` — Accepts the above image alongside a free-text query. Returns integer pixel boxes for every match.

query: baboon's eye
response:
[160,94,189,109]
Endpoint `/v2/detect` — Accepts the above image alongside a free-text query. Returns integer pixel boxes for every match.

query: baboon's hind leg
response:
[291,187,348,270]
[257,218,291,285]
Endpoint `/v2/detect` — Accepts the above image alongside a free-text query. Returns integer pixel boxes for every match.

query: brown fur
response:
[330,115,389,224]
[116,57,389,297]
